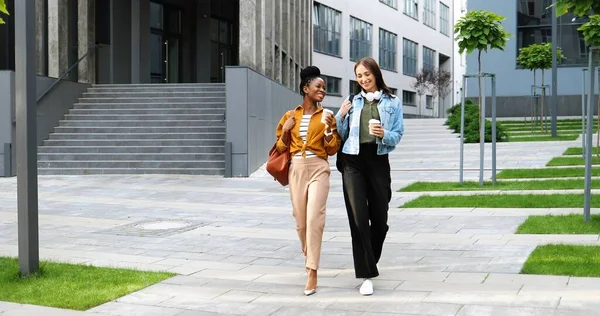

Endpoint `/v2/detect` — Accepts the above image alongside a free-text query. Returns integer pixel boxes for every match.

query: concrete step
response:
[38,152,225,161]
[38,146,225,154]
[83,91,225,98]
[69,108,225,115]
[92,83,224,88]
[64,114,225,121]
[77,97,225,103]
[53,127,225,134]
[38,160,225,169]
[88,86,225,93]
[48,132,225,140]
[73,102,225,109]
[43,139,225,147]
[37,167,225,175]
[58,120,225,127]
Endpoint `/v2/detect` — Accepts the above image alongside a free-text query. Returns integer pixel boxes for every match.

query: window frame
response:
[403,0,419,20]
[403,38,418,77]
[313,2,342,57]
[423,46,436,72]
[423,0,436,29]
[379,0,398,9]
[379,28,398,72]
[321,74,342,96]
[349,16,373,62]
[402,90,417,106]
[440,2,450,36]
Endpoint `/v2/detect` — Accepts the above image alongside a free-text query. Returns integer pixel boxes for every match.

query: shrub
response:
[445,100,508,143]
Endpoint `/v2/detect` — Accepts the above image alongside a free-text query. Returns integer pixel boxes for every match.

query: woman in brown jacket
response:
[275,66,341,296]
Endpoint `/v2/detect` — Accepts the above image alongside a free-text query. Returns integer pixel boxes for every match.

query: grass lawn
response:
[516,214,600,234]
[507,135,579,142]
[546,156,600,166]
[521,245,600,277]
[497,167,600,179]
[0,257,174,310]
[399,179,600,192]
[400,194,599,208]
[564,147,599,155]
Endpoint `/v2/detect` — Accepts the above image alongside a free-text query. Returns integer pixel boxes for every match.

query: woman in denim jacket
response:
[335,57,404,296]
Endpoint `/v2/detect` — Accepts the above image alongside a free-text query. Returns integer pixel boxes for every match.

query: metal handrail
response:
[36,44,100,103]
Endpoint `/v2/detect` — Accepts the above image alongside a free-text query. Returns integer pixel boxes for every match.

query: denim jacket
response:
[335,93,404,155]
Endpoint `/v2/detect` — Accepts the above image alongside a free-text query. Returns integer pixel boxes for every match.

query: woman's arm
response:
[324,119,342,156]
[275,112,293,153]
[381,99,404,147]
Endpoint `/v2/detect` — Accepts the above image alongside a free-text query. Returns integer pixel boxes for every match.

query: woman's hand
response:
[282,115,296,132]
[339,100,352,118]
[323,112,334,127]
[370,124,385,138]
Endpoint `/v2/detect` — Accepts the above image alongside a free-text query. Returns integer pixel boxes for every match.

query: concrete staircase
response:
[38,83,226,175]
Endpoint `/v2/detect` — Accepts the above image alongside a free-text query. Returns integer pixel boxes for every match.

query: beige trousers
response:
[289,157,331,270]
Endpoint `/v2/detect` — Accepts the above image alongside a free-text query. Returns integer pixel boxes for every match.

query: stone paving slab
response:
[1,119,599,315]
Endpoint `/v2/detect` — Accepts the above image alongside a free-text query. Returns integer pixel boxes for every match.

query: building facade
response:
[466,0,587,117]
[0,0,313,177]
[311,0,456,118]
[0,0,312,90]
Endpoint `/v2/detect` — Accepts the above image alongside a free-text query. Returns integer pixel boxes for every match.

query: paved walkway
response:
[2,119,600,316]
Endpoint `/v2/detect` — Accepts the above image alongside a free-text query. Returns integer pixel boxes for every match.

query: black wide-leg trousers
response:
[341,143,392,279]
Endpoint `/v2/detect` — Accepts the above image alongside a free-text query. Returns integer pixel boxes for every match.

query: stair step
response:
[48,133,225,140]
[88,87,225,93]
[38,153,225,161]
[69,108,225,115]
[58,120,225,127]
[52,127,225,134]
[83,91,225,98]
[92,83,224,88]
[78,97,225,103]
[73,102,225,109]
[38,146,225,154]
[43,139,225,146]
[38,160,225,169]
[38,168,225,175]
[64,114,225,121]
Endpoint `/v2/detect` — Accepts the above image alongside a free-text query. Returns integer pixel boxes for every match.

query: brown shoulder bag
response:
[266,112,292,186]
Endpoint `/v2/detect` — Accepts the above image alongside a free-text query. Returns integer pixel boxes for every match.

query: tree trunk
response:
[532,71,536,125]
[597,68,600,159]
[478,50,483,143]
[541,70,545,133]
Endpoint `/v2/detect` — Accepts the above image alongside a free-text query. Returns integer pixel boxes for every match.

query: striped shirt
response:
[294,114,317,159]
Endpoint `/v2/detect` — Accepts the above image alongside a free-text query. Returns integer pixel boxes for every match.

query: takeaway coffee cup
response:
[321,109,334,125]
[369,119,381,135]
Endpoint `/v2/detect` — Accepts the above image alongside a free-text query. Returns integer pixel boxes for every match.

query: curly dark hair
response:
[299,66,322,96]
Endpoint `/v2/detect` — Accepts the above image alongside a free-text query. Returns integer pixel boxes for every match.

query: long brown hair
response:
[353,57,392,96]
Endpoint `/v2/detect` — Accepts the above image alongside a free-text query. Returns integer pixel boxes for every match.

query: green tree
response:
[454,10,511,139]
[0,0,8,24]
[517,43,565,132]
[556,1,600,155]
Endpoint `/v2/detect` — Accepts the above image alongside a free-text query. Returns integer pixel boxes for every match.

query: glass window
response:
[403,38,418,77]
[321,75,342,96]
[424,0,436,29]
[349,80,359,94]
[440,2,450,36]
[349,17,372,62]
[403,90,417,105]
[379,29,397,71]
[150,2,164,30]
[423,46,436,72]
[313,2,342,56]
[516,0,588,66]
[380,0,397,9]
[389,87,398,95]
[426,95,433,109]
[404,0,418,20]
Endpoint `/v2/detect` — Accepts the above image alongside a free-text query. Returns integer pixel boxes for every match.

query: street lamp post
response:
[15,0,39,276]
[551,1,558,137]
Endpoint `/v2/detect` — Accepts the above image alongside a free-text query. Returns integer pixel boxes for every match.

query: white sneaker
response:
[359,279,373,296]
